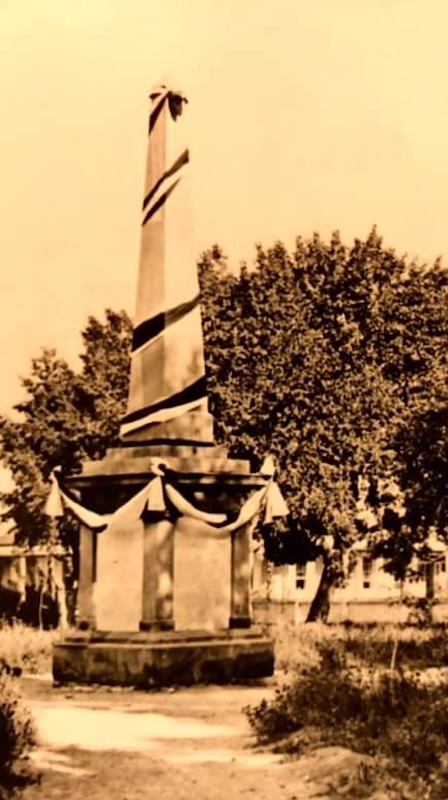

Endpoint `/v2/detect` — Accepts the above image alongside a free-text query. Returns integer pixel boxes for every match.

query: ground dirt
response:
[15,673,365,800]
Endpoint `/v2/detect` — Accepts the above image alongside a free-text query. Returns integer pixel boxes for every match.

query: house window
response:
[362,556,373,589]
[296,564,306,590]
[435,560,447,575]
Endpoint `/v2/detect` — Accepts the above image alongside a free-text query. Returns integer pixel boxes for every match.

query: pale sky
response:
[1,0,448,414]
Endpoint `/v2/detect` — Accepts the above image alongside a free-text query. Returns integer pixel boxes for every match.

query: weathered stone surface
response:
[75,446,252,481]
[119,86,213,447]
[173,517,231,631]
[94,507,144,631]
[71,460,268,634]
[140,519,175,631]
[53,630,274,687]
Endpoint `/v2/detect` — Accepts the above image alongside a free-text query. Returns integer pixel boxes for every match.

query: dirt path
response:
[18,675,351,799]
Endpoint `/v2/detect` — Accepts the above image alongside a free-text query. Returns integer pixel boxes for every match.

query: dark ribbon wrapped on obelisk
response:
[120,83,214,445]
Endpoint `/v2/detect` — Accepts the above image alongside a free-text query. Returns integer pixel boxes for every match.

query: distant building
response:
[0,466,67,626]
[0,519,67,627]
[251,542,448,625]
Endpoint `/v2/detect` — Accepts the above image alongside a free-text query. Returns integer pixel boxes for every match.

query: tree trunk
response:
[423,562,435,625]
[425,562,435,600]
[306,555,334,622]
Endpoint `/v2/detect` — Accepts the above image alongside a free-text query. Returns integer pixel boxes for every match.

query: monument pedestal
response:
[53,628,274,688]
[52,446,275,686]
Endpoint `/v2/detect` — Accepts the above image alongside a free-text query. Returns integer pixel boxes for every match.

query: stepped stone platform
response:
[53,628,274,688]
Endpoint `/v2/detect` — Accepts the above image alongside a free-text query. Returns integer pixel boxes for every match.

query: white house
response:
[251,541,448,625]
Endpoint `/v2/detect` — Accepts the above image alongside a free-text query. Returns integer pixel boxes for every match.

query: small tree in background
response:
[0,309,132,556]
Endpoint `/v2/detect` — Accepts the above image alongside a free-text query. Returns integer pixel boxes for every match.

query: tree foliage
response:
[1,230,448,621]
[198,230,448,614]
[0,309,132,547]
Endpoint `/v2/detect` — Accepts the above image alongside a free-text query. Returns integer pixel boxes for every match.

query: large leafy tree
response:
[389,263,448,537]
[0,309,132,549]
[199,230,448,618]
[354,260,448,591]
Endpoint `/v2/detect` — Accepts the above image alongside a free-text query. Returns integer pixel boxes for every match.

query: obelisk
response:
[120,83,214,446]
[52,83,275,688]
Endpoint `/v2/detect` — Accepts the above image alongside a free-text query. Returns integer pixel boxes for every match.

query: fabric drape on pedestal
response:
[44,467,289,536]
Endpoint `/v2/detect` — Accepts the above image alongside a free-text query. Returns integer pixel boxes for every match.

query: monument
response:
[51,83,282,687]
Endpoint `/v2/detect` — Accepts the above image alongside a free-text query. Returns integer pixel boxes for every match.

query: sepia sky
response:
[1,0,448,414]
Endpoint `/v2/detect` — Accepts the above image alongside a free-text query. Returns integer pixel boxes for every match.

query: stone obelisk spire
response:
[120,83,214,446]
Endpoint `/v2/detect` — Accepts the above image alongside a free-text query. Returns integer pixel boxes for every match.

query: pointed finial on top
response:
[149,79,188,119]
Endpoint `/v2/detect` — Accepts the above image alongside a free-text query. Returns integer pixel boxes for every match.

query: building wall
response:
[251,550,448,624]
[0,549,67,627]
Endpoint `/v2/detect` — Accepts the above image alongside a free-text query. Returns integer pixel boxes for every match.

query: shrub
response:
[245,641,448,798]
[0,672,37,793]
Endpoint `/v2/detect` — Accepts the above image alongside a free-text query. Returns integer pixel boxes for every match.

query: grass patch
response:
[0,623,61,675]
[269,618,448,672]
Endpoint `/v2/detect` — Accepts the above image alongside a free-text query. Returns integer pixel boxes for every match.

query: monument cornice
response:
[66,471,268,491]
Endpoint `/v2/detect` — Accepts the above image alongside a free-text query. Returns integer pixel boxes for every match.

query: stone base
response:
[53,629,274,688]
[120,406,216,447]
